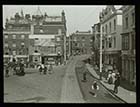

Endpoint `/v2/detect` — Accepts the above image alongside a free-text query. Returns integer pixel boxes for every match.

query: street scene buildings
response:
[3,5,136,103]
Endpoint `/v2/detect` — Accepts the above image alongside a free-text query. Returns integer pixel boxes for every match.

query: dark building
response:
[69,30,93,56]
[3,10,31,64]
[91,23,100,66]
[121,6,136,87]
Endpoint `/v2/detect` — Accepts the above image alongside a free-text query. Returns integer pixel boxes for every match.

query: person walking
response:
[5,64,10,77]
[113,74,120,94]
[107,71,113,84]
[91,81,99,97]
[44,64,47,75]
[38,64,42,75]
[48,63,53,74]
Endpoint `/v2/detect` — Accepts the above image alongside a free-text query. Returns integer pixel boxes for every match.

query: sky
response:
[3,5,122,35]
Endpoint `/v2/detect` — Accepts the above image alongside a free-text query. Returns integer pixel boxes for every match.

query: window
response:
[125,17,128,29]
[12,44,16,47]
[132,34,135,49]
[114,19,116,31]
[34,50,38,53]
[82,43,85,47]
[21,42,25,46]
[5,43,8,47]
[5,35,8,39]
[40,22,42,25]
[123,35,129,50]
[74,37,77,41]
[40,29,43,33]
[57,37,60,41]
[105,24,108,33]
[109,38,112,48]
[114,37,116,48]
[102,26,104,33]
[75,43,78,47]
[102,40,104,49]
[106,38,108,48]
[82,37,85,41]
[58,29,62,35]
[21,35,25,39]
[132,12,135,25]
[109,22,111,33]
[13,51,16,55]
[12,35,16,39]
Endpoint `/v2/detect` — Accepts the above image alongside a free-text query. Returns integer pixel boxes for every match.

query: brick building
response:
[3,10,31,64]
[69,30,93,56]
[121,5,136,87]
[29,8,67,65]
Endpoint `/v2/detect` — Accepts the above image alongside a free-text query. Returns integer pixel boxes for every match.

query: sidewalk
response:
[86,63,136,103]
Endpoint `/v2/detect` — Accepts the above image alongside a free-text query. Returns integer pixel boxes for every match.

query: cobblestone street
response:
[4,65,67,103]
[4,55,127,103]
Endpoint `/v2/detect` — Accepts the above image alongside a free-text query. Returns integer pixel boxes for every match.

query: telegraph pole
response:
[99,24,103,80]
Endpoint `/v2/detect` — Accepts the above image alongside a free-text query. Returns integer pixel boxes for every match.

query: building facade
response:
[69,30,93,55]
[121,5,136,87]
[99,6,122,73]
[3,10,31,64]
[29,8,67,65]
[91,23,100,66]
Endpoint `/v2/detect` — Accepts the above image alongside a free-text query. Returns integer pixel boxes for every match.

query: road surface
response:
[4,54,124,103]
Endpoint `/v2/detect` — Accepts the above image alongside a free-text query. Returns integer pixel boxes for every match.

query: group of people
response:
[4,59,25,77]
[107,70,120,94]
[38,63,53,75]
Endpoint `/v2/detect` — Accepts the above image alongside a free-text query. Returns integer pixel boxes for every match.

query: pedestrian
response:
[44,64,47,75]
[113,74,120,94]
[20,60,25,76]
[38,64,42,74]
[112,71,116,84]
[83,70,87,82]
[91,81,99,97]
[48,63,53,74]
[107,71,113,84]
[5,64,9,77]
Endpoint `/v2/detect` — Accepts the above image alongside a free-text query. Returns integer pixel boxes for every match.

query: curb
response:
[86,65,127,103]
[75,67,87,101]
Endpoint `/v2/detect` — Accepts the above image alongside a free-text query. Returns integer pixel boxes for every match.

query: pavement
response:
[75,59,125,103]
[86,63,136,103]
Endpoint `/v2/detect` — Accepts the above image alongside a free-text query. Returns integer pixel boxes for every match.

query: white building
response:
[99,5,122,73]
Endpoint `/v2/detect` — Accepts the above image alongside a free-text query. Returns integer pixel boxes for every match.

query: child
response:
[91,81,99,97]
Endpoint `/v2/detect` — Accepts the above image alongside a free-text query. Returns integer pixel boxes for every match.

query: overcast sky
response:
[3,5,122,35]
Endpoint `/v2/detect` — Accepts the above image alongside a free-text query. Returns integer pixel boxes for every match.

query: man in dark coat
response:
[113,74,120,94]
